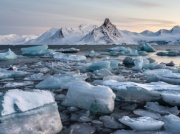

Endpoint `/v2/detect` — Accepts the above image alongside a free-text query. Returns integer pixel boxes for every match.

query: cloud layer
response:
[0,0,179,35]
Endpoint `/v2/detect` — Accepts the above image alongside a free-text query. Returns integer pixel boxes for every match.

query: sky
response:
[0,0,180,35]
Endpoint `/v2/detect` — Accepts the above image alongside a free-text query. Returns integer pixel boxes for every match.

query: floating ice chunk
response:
[163,114,180,133]
[34,67,50,73]
[157,71,180,85]
[145,102,179,115]
[21,45,49,56]
[123,57,134,66]
[56,48,80,53]
[99,116,124,129]
[144,69,180,84]
[3,81,34,88]
[127,49,139,56]
[103,75,125,82]
[140,44,156,52]
[1,89,54,116]
[36,74,87,90]
[53,52,86,61]
[0,69,28,79]
[86,61,111,71]
[94,69,113,78]
[108,46,130,53]
[0,49,17,60]
[132,57,149,71]
[161,91,180,106]
[144,69,172,82]
[119,116,164,131]
[62,81,116,113]
[0,101,62,134]
[133,109,161,120]
[103,80,160,102]
[108,59,119,69]
[24,73,44,80]
[134,81,180,92]
[138,51,148,56]
[86,50,100,57]
[86,60,119,72]
[0,89,62,133]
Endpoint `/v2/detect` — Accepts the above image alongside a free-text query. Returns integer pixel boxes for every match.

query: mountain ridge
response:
[1,19,180,45]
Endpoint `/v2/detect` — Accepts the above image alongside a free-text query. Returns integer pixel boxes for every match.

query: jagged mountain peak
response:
[103,18,112,27]
[78,18,136,44]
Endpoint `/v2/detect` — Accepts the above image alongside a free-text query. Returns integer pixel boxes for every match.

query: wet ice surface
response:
[0,45,180,134]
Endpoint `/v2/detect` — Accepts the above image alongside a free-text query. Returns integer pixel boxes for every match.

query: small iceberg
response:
[53,52,86,62]
[132,57,149,71]
[56,48,80,53]
[163,114,180,133]
[119,116,164,131]
[21,45,49,56]
[0,49,17,60]
[62,81,116,113]
[36,74,87,90]
[86,50,101,58]
[140,44,156,52]
[103,80,160,102]
[0,89,63,134]
[133,109,161,120]
[145,102,179,115]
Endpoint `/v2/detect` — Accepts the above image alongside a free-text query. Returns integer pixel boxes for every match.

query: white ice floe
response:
[1,89,54,116]
[132,57,149,71]
[161,91,180,106]
[62,81,116,113]
[119,116,164,131]
[144,69,180,84]
[24,73,44,80]
[133,109,161,120]
[3,81,34,88]
[127,49,139,56]
[36,74,87,90]
[163,114,180,133]
[86,50,100,57]
[21,45,49,56]
[0,49,17,60]
[156,71,180,85]
[94,68,113,77]
[103,75,125,82]
[145,102,179,115]
[0,69,28,79]
[103,80,160,102]
[56,48,80,53]
[85,60,119,72]
[53,52,86,61]
[0,90,62,134]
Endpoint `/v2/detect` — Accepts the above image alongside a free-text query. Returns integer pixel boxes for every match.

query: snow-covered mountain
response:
[0,34,38,45]
[26,24,97,45]
[78,18,136,44]
[1,19,180,45]
[134,26,180,44]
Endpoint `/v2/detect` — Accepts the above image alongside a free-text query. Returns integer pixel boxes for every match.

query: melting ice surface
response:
[0,89,62,134]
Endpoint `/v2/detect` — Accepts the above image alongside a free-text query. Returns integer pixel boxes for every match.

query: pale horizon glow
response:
[0,0,180,35]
